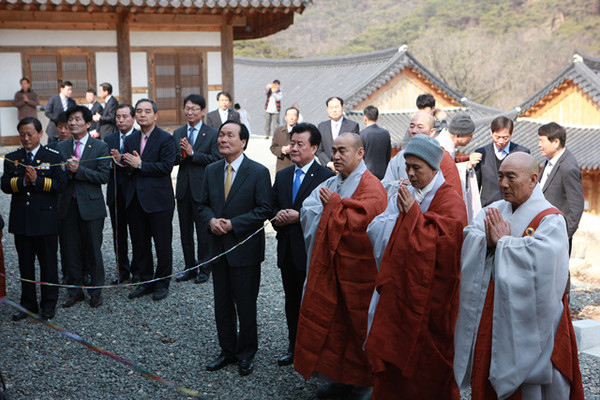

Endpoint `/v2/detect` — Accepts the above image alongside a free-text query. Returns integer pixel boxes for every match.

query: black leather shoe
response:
[194,271,210,284]
[238,359,254,376]
[41,309,56,321]
[206,354,236,371]
[12,311,29,321]
[128,285,153,299]
[89,296,103,308]
[61,293,85,308]
[277,351,294,366]
[152,287,169,301]
[175,269,197,282]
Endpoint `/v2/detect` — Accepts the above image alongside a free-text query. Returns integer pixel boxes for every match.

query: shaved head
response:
[337,132,363,151]
[409,111,436,137]
[498,152,539,209]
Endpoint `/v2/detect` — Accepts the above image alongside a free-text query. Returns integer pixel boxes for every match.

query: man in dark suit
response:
[173,94,221,284]
[57,106,110,309]
[105,104,137,284]
[537,122,584,252]
[1,117,66,321]
[44,81,75,143]
[205,91,240,130]
[475,116,530,207]
[121,99,177,301]
[270,107,298,172]
[93,82,118,140]
[271,122,334,366]
[86,88,104,137]
[316,96,360,168]
[359,105,391,180]
[199,121,272,376]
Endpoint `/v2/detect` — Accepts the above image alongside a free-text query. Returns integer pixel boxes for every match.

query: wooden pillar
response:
[220,20,234,99]
[117,12,132,104]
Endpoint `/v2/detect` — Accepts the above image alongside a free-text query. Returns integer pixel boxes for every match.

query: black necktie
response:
[120,134,126,153]
[26,151,33,164]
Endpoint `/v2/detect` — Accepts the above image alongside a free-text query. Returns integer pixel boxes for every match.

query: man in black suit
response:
[44,81,75,143]
[359,105,391,180]
[271,122,334,366]
[537,122,584,252]
[1,117,66,321]
[105,104,137,284]
[474,116,530,207]
[121,99,177,301]
[173,94,221,284]
[86,88,104,137]
[205,91,240,130]
[316,96,360,168]
[93,82,118,140]
[199,121,272,376]
[57,106,111,309]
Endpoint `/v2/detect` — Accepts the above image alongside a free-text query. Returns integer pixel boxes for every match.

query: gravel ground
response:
[1,154,599,399]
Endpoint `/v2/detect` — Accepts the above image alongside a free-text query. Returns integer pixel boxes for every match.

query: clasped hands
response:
[484,207,510,247]
[396,183,415,214]
[180,138,193,156]
[111,148,142,168]
[24,165,37,184]
[273,209,299,226]
[210,218,233,236]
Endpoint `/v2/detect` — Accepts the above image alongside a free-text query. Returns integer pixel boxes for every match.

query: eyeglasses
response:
[184,107,202,112]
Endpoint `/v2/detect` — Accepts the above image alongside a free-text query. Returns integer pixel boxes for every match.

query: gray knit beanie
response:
[449,113,475,136]
[405,135,444,170]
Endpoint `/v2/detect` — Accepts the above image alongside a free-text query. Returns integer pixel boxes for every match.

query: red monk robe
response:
[441,150,462,198]
[294,170,387,387]
[366,182,467,400]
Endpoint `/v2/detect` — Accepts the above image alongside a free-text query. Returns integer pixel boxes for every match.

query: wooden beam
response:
[221,21,234,99]
[117,12,132,104]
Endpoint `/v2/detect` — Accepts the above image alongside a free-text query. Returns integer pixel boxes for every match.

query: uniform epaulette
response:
[6,147,21,155]
[45,147,60,154]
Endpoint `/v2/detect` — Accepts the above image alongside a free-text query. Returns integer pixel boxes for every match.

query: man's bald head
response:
[409,111,436,138]
[498,152,539,209]
[332,132,365,179]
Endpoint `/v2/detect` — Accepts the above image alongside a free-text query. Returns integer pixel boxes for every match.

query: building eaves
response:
[1,0,309,7]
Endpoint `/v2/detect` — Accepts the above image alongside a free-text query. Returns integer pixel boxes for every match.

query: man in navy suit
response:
[44,81,75,143]
[271,122,334,366]
[57,106,111,309]
[205,91,240,130]
[475,116,530,207]
[93,82,119,140]
[316,96,360,168]
[199,121,272,376]
[359,105,391,179]
[105,104,137,284]
[120,99,177,301]
[173,94,221,284]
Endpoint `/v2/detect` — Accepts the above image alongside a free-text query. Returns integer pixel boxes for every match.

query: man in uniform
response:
[1,117,66,321]
[454,152,584,399]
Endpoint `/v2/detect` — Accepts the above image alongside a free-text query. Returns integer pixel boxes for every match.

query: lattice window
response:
[25,53,91,99]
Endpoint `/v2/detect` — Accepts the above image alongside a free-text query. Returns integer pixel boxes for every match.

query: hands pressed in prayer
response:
[24,165,37,184]
[180,137,193,156]
[484,207,510,247]
[396,184,415,214]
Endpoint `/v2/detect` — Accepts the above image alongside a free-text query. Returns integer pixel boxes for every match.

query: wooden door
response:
[153,52,202,125]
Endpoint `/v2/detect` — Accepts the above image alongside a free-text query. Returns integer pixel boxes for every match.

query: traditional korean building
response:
[0,0,309,144]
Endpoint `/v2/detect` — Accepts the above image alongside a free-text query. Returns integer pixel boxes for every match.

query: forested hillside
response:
[234,0,600,109]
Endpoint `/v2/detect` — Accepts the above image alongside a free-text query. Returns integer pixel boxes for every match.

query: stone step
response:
[573,319,600,353]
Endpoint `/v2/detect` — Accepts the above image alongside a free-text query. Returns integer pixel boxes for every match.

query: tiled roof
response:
[233,46,466,135]
[1,0,307,8]
[518,54,600,115]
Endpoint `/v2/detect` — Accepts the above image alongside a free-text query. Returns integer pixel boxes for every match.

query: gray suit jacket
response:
[199,155,272,267]
[173,122,221,202]
[205,109,240,130]
[44,95,76,141]
[316,117,360,165]
[539,148,584,238]
[359,123,391,180]
[475,142,530,207]
[57,136,111,221]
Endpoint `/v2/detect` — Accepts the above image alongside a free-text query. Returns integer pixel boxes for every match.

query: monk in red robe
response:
[295,132,387,399]
[365,135,467,399]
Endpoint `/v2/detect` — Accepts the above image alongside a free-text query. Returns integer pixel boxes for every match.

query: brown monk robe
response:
[295,133,387,395]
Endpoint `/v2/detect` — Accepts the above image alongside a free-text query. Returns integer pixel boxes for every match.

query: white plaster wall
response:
[207,90,220,111]
[132,92,149,106]
[131,52,148,88]
[130,31,220,47]
[0,30,116,47]
[96,53,120,97]
[0,107,22,139]
[207,51,222,86]
[0,53,22,100]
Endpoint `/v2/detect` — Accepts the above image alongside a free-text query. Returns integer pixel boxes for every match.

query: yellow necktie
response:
[224,165,233,199]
